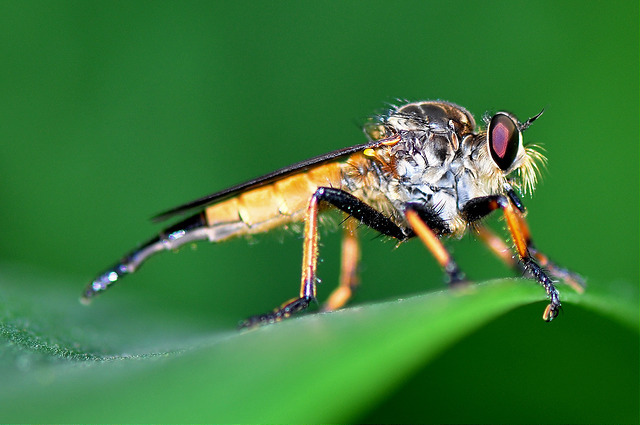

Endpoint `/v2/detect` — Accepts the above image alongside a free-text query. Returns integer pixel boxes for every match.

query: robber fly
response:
[83,100,584,327]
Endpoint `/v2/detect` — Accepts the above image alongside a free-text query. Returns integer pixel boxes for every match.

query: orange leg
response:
[529,246,585,293]
[239,195,320,328]
[240,187,407,328]
[475,225,517,268]
[323,218,361,312]
[405,209,465,285]
[496,198,563,321]
[462,194,568,321]
[511,210,585,293]
[476,221,585,294]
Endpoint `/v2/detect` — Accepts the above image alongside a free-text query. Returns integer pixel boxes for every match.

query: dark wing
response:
[152,135,399,222]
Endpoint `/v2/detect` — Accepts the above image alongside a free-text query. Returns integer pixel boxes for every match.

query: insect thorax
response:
[350,101,506,237]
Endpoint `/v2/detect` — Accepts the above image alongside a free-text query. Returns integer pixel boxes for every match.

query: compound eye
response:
[488,113,521,171]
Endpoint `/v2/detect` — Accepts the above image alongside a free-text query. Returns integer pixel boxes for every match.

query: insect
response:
[83,100,584,327]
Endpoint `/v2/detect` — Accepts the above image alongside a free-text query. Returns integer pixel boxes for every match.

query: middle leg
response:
[404,207,466,286]
[322,217,361,312]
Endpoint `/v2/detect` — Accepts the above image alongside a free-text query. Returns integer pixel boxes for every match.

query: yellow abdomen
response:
[203,161,345,242]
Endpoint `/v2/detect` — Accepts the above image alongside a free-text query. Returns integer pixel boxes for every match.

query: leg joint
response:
[313,187,407,240]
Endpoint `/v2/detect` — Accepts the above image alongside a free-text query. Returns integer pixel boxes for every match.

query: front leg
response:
[462,195,565,321]
[322,217,361,312]
[475,225,585,293]
[506,184,585,292]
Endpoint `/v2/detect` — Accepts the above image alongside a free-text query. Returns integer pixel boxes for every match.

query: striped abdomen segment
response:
[203,161,344,242]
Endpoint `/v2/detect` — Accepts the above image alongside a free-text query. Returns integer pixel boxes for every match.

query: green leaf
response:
[0,265,637,423]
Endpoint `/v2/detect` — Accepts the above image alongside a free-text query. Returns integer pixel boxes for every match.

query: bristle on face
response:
[516,144,547,195]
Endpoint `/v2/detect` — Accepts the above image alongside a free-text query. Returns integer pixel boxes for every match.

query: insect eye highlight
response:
[488,113,521,171]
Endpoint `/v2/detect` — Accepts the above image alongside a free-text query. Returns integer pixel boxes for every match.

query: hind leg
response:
[82,212,209,302]
[239,187,407,328]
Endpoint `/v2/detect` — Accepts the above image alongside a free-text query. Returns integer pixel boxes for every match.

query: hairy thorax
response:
[341,110,504,239]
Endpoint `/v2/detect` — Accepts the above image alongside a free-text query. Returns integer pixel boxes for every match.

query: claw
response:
[239,296,313,329]
[542,302,561,322]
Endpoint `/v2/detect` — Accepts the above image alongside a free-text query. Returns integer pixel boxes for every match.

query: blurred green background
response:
[0,1,637,423]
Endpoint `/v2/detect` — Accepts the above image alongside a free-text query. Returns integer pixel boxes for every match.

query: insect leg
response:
[81,212,208,302]
[239,193,321,328]
[313,188,408,310]
[502,186,585,291]
[528,246,585,293]
[240,187,408,328]
[513,217,585,292]
[475,224,582,290]
[475,225,518,269]
[404,208,466,285]
[462,195,563,321]
[475,211,584,293]
[322,217,360,312]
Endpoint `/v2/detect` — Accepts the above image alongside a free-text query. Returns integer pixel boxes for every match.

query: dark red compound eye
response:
[488,113,520,171]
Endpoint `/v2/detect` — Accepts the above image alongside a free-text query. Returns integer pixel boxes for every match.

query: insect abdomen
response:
[203,162,344,241]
